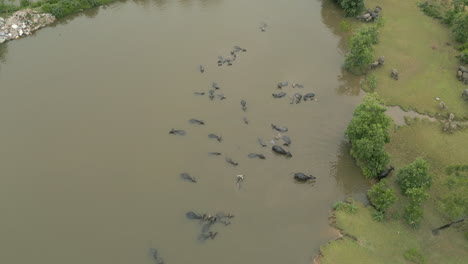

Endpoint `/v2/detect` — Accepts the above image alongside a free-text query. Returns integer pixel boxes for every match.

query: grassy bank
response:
[320,0,468,262]
[320,120,468,264]
[364,0,468,119]
[0,0,117,18]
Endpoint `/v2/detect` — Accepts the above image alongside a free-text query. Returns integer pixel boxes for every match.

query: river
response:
[0,0,370,263]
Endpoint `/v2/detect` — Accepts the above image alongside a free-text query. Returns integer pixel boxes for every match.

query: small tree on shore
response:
[345,94,391,178]
[397,158,433,228]
[344,27,377,74]
[367,180,397,213]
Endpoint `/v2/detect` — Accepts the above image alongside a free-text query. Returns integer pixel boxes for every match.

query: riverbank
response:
[0,0,117,44]
[319,0,468,263]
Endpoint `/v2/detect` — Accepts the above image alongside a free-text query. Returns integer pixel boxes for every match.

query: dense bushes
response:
[441,165,468,220]
[345,94,391,178]
[418,0,467,63]
[344,26,379,74]
[452,13,468,43]
[397,158,432,228]
[334,0,365,17]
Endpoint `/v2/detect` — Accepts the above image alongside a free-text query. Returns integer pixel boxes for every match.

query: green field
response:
[365,0,468,119]
[320,119,468,264]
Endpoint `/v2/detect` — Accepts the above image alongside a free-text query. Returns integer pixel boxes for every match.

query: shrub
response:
[452,13,468,43]
[441,165,468,220]
[418,1,443,19]
[403,248,426,264]
[339,20,351,32]
[367,181,397,213]
[359,26,379,44]
[333,200,358,214]
[372,210,384,222]
[345,94,391,178]
[397,158,432,194]
[404,202,424,228]
[20,0,31,8]
[365,73,377,92]
[336,0,365,17]
[405,187,429,204]
[459,49,468,64]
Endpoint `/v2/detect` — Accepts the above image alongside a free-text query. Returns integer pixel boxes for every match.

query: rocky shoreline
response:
[0,9,55,44]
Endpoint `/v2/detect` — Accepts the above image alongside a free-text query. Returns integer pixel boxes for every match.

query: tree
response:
[452,13,468,43]
[335,0,365,17]
[367,181,397,213]
[345,94,391,178]
[397,158,432,194]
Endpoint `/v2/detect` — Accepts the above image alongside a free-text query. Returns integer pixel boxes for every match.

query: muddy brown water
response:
[0,1,370,263]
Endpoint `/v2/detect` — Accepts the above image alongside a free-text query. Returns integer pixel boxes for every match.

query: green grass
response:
[365,0,468,120]
[320,119,468,264]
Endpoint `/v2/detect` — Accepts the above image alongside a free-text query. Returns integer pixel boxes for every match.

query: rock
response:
[458,70,463,80]
[378,56,385,65]
[462,89,468,101]
[435,97,440,101]
[11,24,18,29]
[0,38,5,44]
[391,69,399,80]
[439,101,446,109]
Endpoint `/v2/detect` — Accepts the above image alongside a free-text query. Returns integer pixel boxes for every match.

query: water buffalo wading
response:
[272,145,292,157]
[199,65,205,73]
[293,173,316,182]
[377,166,395,181]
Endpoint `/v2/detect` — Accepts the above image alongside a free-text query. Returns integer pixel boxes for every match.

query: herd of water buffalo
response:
[150,24,318,264]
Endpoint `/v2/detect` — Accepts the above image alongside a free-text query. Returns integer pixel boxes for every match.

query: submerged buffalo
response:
[248,153,266,159]
[277,81,289,88]
[225,157,239,166]
[282,135,291,146]
[271,124,288,132]
[303,93,315,101]
[257,137,267,147]
[293,173,316,182]
[180,173,196,183]
[150,248,164,264]
[240,99,247,111]
[169,129,186,136]
[272,145,292,157]
[199,65,205,73]
[189,119,205,125]
[272,92,287,98]
[208,133,222,142]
